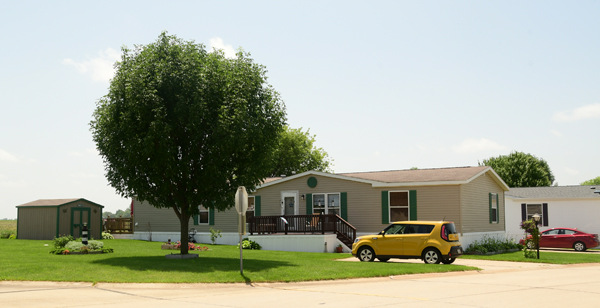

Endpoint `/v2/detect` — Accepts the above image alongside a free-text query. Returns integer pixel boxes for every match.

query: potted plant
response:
[336,244,343,253]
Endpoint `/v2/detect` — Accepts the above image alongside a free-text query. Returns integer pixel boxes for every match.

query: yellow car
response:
[351,221,463,264]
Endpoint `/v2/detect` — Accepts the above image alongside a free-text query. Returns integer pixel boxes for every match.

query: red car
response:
[519,228,600,252]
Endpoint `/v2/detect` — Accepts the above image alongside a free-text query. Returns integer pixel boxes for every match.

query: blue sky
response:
[1,1,599,219]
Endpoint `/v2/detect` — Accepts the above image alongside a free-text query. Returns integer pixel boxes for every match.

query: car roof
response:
[391,221,454,224]
[543,227,586,233]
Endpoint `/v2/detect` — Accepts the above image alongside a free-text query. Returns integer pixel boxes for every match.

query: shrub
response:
[52,235,75,248]
[1,230,15,239]
[465,235,521,254]
[238,238,261,250]
[65,241,86,251]
[102,232,114,240]
[210,228,222,245]
[8,234,16,240]
[87,240,104,250]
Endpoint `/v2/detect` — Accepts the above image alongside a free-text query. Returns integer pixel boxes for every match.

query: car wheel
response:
[574,241,587,252]
[526,240,535,249]
[422,248,441,264]
[357,247,375,262]
[377,258,389,262]
[441,258,456,264]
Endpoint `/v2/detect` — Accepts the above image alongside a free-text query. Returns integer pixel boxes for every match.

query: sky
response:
[1,1,599,219]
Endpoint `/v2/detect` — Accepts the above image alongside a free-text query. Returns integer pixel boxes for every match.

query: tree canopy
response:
[479,151,555,187]
[581,176,600,186]
[269,126,333,177]
[90,32,286,253]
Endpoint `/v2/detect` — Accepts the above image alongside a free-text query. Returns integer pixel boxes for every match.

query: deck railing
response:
[249,214,356,246]
[104,217,133,234]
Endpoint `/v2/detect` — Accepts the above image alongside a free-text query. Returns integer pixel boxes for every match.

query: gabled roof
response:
[506,186,600,199]
[16,198,104,208]
[258,166,509,190]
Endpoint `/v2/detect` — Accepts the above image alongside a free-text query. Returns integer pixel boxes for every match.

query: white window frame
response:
[312,192,341,215]
[198,205,209,225]
[389,190,410,222]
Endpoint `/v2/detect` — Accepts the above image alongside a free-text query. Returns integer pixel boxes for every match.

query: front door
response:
[281,192,298,216]
[71,208,91,238]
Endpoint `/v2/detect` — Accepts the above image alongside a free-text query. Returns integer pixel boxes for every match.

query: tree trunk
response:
[179,213,190,255]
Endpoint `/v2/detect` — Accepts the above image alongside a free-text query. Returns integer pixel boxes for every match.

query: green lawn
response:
[462,250,600,264]
[0,239,477,283]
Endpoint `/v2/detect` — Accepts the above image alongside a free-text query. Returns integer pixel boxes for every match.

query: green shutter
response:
[255,196,261,216]
[489,193,493,224]
[409,190,417,221]
[381,191,389,224]
[496,193,500,224]
[193,214,199,225]
[306,193,313,214]
[341,192,347,220]
[209,208,215,225]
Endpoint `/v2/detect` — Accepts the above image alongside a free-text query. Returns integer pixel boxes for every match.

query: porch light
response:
[532,213,541,259]
[301,194,305,200]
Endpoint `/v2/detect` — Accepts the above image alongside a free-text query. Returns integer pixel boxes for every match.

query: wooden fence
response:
[104,217,133,234]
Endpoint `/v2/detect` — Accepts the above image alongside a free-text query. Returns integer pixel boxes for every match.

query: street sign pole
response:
[235,186,248,275]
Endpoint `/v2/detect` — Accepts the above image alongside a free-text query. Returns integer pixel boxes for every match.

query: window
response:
[198,205,209,224]
[521,203,548,226]
[312,193,340,215]
[246,196,255,223]
[490,193,498,223]
[526,204,542,222]
[389,191,409,222]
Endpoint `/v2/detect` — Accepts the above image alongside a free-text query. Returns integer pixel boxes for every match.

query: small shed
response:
[16,198,104,240]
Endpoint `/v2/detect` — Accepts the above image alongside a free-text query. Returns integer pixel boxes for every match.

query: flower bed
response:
[161,241,210,251]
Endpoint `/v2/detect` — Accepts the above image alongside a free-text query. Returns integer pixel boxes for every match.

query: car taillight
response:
[441,225,448,241]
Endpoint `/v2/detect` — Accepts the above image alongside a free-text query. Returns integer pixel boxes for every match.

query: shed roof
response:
[506,186,600,199]
[16,198,104,208]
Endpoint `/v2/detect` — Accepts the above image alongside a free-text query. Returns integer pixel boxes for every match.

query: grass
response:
[0,239,478,283]
[463,250,600,264]
[0,220,17,238]
[0,220,17,231]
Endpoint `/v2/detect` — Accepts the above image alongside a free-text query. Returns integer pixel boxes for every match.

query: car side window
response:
[544,230,559,235]
[404,224,434,234]
[564,230,576,235]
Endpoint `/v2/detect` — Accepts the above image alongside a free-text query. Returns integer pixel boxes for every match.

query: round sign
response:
[235,186,249,214]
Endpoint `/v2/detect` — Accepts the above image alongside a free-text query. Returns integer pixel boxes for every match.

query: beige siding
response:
[254,175,462,234]
[18,207,57,240]
[460,171,506,233]
[133,199,240,234]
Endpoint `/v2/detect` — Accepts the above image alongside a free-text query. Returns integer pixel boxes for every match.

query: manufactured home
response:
[132,166,509,251]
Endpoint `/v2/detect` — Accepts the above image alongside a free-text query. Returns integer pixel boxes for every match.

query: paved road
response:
[2,260,599,308]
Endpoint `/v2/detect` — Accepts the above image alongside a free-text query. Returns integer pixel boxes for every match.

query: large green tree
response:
[90,33,286,254]
[479,151,555,187]
[270,126,333,176]
[581,176,600,185]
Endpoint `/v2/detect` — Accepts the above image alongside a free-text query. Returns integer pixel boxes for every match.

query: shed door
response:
[71,208,91,238]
